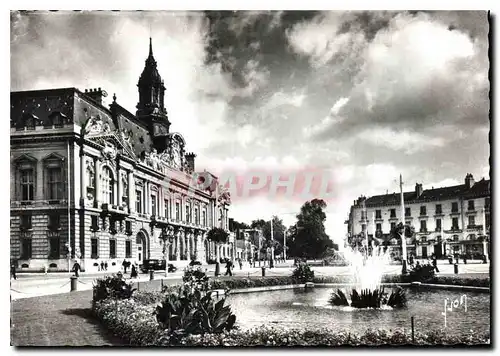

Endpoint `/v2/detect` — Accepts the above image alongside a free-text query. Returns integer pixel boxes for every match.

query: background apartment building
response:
[345,174,490,259]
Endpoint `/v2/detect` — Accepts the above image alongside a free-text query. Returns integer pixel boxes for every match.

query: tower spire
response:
[149,37,153,59]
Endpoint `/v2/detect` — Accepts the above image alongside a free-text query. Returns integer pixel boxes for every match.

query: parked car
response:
[140,259,177,273]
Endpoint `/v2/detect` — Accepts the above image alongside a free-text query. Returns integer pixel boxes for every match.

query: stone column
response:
[194,232,199,260]
[185,231,190,260]
[145,182,150,215]
[116,167,122,206]
[175,229,181,261]
[80,154,86,205]
[190,232,195,260]
[94,158,101,207]
[128,171,134,213]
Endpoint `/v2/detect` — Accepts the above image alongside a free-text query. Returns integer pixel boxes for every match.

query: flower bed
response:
[93,299,489,346]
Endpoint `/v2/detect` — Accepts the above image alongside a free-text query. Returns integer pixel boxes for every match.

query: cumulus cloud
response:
[11,11,489,242]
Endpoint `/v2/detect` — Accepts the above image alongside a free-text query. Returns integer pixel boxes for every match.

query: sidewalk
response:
[11,277,182,346]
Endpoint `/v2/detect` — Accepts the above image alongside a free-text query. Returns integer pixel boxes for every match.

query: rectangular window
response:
[21,238,32,259]
[485,197,490,209]
[420,220,427,232]
[20,214,32,230]
[47,167,64,200]
[452,217,459,230]
[151,194,157,216]
[376,223,382,231]
[435,204,442,215]
[175,202,180,220]
[451,202,458,213]
[361,211,366,220]
[468,200,475,211]
[91,215,99,231]
[390,209,396,218]
[391,222,396,231]
[202,210,206,226]
[420,206,426,216]
[436,219,442,231]
[375,210,382,219]
[195,208,199,224]
[361,224,366,232]
[91,238,98,258]
[486,214,490,229]
[405,207,411,217]
[185,204,191,222]
[136,190,142,213]
[48,214,60,230]
[125,240,132,258]
[109,239,116,259]
[20,169,35,201]
[164,199,169,218]
[421,236,427,243]
[49,237,60,259]
[468,215,475,227]
[125,221,132,234]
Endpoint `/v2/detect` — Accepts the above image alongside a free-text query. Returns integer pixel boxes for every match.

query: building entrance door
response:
[422,246,428,259]
[136,232,147,265]
[434,244,442,258]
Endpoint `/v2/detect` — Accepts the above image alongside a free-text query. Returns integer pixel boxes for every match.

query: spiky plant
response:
[329,289,350,306]
[386,286,407,308]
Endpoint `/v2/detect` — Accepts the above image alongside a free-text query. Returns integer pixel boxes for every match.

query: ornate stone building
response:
[344,174,490,259]
[10,39,231,272]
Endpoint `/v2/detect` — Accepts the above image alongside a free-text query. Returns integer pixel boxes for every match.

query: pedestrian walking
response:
[104,261,108,271]
[10,263,17,280]
[432,254,439,273]
[100,261,105,271]
[224,260,233,276]
[130,264,138,278]
[122,259,128,273]
[72,261,81,277]
[409,254,414,266]
[238,258,242,270]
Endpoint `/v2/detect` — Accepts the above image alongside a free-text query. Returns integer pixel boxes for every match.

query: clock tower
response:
[136,37,171,151]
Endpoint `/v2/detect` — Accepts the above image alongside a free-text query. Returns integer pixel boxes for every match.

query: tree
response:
[388,222,416,252]
[206,227,229,276]
[251,217,286,259]
[286,199,333,259]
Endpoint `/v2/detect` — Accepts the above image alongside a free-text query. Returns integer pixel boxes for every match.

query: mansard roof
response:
[363,178,490,207]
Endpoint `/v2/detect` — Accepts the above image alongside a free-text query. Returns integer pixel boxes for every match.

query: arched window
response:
[101,167,114,204]
[185,203,191,222]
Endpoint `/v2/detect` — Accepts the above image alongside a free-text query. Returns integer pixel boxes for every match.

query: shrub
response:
[405,263,436,282]
[154,284,237,341]
[182,266,210,291]
[92,275,136,304]
[132,291,164,305]
[93,298,489,346]
[329,287,407,309]
[291,263,315,282]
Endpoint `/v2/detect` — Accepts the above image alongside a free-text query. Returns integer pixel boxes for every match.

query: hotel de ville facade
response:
[10,39,232,272]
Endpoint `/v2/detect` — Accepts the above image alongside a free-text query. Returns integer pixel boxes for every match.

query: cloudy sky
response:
[11,10,490,245]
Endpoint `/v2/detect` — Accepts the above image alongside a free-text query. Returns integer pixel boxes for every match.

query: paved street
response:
[10,260,490,300]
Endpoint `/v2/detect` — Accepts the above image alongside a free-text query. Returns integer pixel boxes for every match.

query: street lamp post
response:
[270,217,275,268]
[162,227,175,277]
[400,174,408,274]
[283,228,287,262]
[78,109,97,270]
